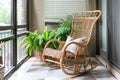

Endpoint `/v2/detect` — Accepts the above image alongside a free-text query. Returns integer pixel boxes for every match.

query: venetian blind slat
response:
[44,0,87,22]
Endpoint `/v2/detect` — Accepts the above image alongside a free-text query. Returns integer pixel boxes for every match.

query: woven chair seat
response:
[43,48,63,59]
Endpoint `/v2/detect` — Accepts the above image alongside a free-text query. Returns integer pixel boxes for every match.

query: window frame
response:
[0,0,29,78]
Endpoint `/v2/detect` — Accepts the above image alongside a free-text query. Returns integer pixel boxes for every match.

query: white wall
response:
[29,0,45,32]
[87,0,96,10]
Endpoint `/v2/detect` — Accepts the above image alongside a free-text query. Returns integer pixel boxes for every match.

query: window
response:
[17,35,27,63]
[2,40,13,72]
[44,0,88,22]
[17,0,27,25]
[0,0,12,26]
[17,0,28,63]
[0,0,28,77]
[107,0,120,69]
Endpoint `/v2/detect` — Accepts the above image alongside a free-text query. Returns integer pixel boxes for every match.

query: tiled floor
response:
[8,57,117,80]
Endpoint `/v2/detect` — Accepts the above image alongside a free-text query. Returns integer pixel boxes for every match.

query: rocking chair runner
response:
[42,10,101,75]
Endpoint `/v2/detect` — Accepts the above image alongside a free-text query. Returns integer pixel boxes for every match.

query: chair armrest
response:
[58,41,65,50]
[44,39,64,48]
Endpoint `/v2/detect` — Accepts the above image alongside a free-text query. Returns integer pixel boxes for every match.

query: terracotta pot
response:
[36,50,43,62]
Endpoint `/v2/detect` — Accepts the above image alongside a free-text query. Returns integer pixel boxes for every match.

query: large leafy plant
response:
[55,15,73,41]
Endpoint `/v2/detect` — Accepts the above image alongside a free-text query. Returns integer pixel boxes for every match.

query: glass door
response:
[98,0,107,59]
[107,0,120,69]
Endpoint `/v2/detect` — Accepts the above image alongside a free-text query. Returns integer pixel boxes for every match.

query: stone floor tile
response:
[45,68,69,80]
[8,57,117,80]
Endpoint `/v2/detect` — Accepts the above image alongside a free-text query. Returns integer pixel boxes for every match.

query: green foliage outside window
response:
[0,0,11,25]
[0,8,11,25]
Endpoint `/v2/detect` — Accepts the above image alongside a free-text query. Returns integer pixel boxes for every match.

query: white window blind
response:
[44,0,88,22]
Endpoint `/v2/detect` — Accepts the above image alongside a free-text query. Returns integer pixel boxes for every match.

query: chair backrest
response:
[70,10,101,44]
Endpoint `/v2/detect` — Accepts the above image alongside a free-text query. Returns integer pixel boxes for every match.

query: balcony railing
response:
[0,40,13,72]
[0,29,27,72]
[0,30,12,39]
[17,35,27,63]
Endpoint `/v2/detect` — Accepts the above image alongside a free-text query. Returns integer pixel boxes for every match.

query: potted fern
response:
[20,27,56,61]
[20,30,44,61]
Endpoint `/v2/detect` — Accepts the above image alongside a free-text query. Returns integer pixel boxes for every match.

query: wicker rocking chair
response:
[42,10,101,75]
